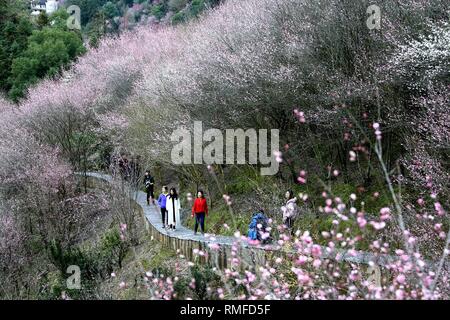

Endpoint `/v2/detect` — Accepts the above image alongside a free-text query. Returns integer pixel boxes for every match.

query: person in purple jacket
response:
[157,186,169,228]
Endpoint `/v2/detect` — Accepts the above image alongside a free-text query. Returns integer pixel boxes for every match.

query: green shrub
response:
[190,263,220,300]
[171,11,186,25]
[47,226,131,298]
[48,240,99,299]
[190,0,205,17]
[151,4,167,20]
[151,266,174,278]
[146,246,177,272]
[169,0,188,11]
[173,277,190,299]
[331,183,355,201]
[99,227,129,270]
[49,240,96,277]
[225,166,270,195]
[140,258,151,270]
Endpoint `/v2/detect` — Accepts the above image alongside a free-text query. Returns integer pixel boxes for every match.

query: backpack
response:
[247,212,271,243]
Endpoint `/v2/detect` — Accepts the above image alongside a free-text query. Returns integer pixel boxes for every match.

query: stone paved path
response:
[86,172,258,249]
[83,172,448,271]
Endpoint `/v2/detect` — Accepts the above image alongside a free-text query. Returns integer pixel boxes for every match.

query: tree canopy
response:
[9,27,86,101]
[0,0,33,94]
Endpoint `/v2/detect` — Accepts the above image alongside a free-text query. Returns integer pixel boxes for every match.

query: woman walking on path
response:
[166,188,181,230]
[157,186,169,228]
[281,190,298,229]
[192,190,208,235]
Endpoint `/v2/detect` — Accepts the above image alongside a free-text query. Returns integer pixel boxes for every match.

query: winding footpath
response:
[83,172,448,273]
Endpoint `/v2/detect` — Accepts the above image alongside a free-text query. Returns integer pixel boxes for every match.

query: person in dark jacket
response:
[191,190,208,235]
[144,170,155,205]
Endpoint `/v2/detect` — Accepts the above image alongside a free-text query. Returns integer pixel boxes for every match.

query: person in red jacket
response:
[192,190,208,235]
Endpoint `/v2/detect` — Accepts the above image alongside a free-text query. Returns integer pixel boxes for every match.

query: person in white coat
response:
[166,187,181,230]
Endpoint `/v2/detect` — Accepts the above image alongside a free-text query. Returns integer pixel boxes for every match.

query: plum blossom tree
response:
[388,22,450,92]
[0,98,111,298]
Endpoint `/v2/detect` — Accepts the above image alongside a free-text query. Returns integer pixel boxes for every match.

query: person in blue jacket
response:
[157,186,169,228]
